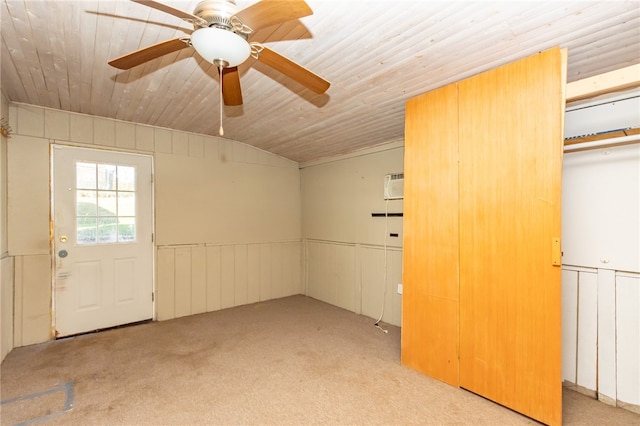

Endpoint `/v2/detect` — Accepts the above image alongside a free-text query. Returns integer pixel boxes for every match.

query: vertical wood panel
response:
[188,134,204,158]
[304,241,401,326]
[156,248,175,320]
[247,244,260,304]
[354,243,362,316]
[174,247,192,318]
[388,249,402,326]
[1,257,15,360]
[7,135,50,255]
[13,256,23,346]
[616,274,640,407]
[69,112,93,144]
[333,244,356,312]
[598,268,617,403]
[20,255,50,345]
[135,125,154,152]
[362,246,402,325]
[360,247,384,321]
[172,131,189,156]
[561,269,578,384]
[283,241,301,296]
[191,246,207,315]
[220,245,235,309]
[134,125,155,152]
[44,109,69,140]
[154,128,172,154]
[16,105,44,137]
[114,121,135,150]
[259,244,272,301]
[577,271,598,390]
[234,244,248,306]
[271,243,283,299]
[458,48,565,425]
[206,246,221,312]
[401,82,460,386]
[280,242,291,297]
[305,241,319,300]
[93,117,115,147]
[306,242,327,302]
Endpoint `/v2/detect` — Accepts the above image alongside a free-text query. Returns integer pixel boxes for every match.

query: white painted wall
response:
[561,93,640,412]
[562,144,639,272]
[5,102,302,347]
[300,142,404,326]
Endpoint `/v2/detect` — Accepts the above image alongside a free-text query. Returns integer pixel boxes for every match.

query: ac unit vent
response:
[384,173,404,200]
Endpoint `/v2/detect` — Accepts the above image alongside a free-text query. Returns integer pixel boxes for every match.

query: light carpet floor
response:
[1,295,639,425]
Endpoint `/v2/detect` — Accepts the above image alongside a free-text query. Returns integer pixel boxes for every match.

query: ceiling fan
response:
[108,0,330,108]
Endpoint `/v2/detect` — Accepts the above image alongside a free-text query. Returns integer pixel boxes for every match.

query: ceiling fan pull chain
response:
[219,64,224,136]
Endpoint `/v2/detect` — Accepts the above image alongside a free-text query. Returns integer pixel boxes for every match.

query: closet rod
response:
[564,134,640,153]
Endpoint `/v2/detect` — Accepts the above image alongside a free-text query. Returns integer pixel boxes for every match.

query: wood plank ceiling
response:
[1,0,639,163]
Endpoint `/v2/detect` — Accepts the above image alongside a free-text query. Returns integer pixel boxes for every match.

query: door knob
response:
[59,235,68,243]
[58,249,68,258]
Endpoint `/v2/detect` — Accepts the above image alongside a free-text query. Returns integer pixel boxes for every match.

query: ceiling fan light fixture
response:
[191,27,250,67]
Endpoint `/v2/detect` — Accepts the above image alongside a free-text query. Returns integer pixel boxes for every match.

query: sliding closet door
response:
[402,83,459,386]
[457,48,567,425]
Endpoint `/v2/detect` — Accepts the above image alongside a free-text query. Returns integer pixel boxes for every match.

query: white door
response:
[52,145,154,337]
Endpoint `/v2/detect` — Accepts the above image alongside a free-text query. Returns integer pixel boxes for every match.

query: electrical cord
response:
[374,198,389,334]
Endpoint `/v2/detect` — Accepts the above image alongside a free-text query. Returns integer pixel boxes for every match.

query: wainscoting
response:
[562,266,640,413]
[156,241,302,320]
[304,239,402,327]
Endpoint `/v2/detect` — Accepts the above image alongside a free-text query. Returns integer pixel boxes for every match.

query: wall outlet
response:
[397,283,403,294]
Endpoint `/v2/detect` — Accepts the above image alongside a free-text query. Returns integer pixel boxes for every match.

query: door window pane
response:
[75,161,137,245]
[77,217,97,244]
[97,191,117,216]
[98,217,118,243]
[76,163,96,189]
[77,190,97,216]
[118,217,136,242]
[98,164,117,190]
[117,166,135,191]
[118,192,135,216]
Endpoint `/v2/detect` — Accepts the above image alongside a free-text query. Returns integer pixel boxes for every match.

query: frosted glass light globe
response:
[191,27,250,67]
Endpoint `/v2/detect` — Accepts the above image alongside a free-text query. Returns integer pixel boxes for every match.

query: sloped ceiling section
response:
[1,0,639,163]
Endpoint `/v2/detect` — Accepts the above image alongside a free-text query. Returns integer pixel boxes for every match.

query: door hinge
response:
[152,292,155,302]
[152,233,154,243]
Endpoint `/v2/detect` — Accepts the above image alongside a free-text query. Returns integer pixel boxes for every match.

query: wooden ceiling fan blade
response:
[257,46,330,94]
[221,67,243,106]
[108,38,190,70]
[235,0,313,31]
[131,0,207,26]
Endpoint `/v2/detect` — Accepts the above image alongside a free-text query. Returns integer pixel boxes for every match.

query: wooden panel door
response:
[402,83,460,386]
[457,48,566,425]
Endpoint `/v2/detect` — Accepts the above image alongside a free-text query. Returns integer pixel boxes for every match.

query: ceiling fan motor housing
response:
[190,0,251,68]
[193,0,239,30]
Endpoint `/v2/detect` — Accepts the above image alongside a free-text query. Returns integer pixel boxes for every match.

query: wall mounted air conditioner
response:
[384,173,404,200]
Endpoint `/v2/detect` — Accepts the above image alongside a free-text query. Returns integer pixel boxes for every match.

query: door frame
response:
[49,143,156,335]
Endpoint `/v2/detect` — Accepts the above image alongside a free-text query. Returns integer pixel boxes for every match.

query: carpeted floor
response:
[1,295,639,425]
